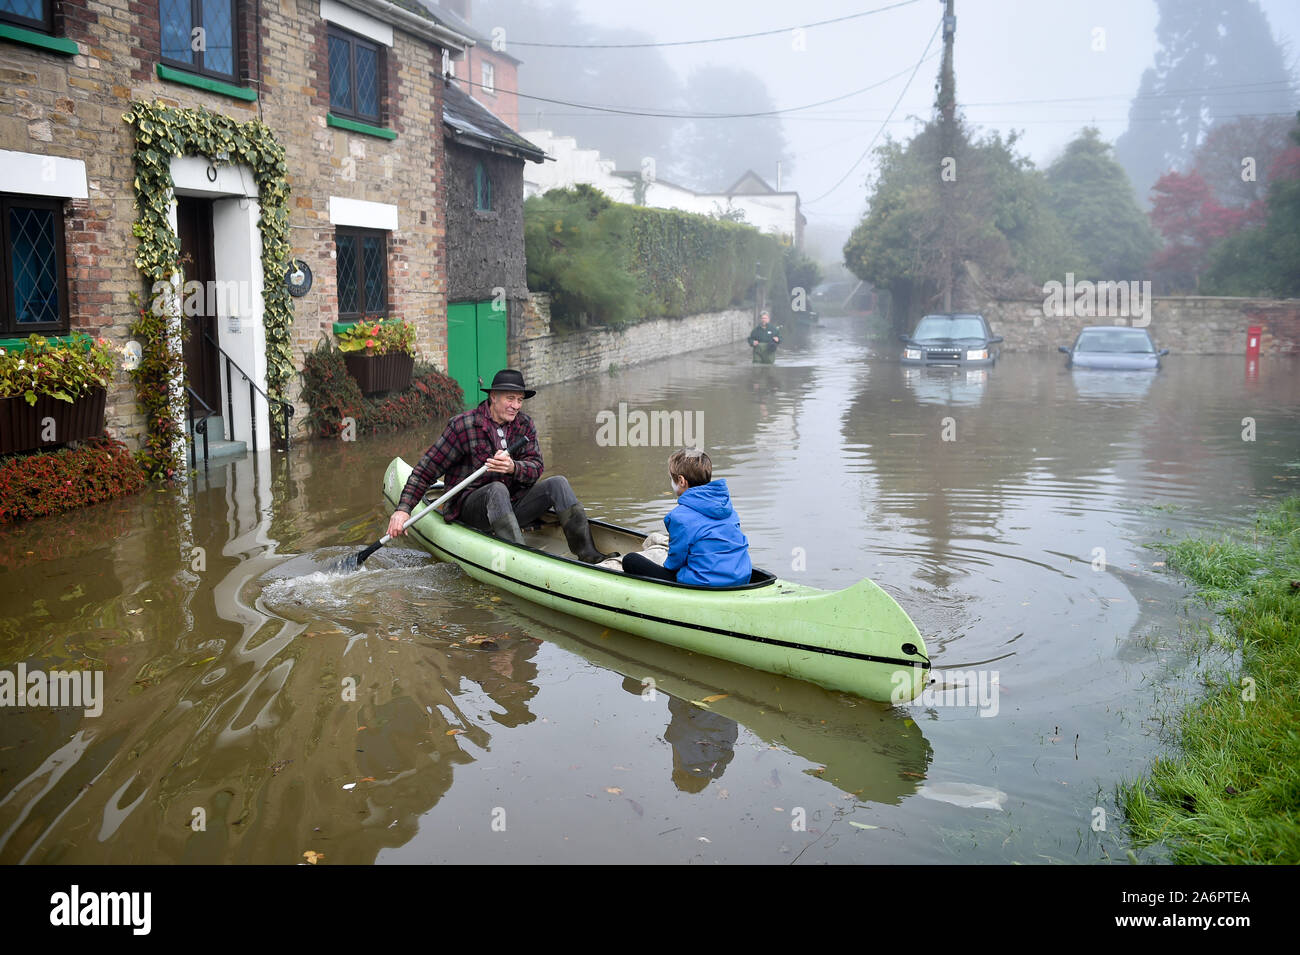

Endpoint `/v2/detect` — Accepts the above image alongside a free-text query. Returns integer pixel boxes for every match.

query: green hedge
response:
[525,186,793,330]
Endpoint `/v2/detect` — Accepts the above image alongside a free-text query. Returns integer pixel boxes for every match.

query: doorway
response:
[176,196,222,412]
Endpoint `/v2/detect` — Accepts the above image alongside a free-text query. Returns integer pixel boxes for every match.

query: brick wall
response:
[977,296,1300,354]
[510,293,756,387]
[1,0,451,446]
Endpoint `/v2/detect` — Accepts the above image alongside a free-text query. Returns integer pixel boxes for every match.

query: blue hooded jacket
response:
[662,479,752,587]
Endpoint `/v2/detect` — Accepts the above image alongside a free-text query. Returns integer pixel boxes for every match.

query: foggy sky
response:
[505,0,1299,261]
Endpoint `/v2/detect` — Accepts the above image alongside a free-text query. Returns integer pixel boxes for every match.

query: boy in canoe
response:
[623,449,752,586]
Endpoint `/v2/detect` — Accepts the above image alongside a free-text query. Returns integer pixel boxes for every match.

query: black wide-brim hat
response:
[481,368,536,399]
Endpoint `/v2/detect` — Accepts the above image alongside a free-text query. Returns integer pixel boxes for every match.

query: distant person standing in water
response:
[748,310,779,363]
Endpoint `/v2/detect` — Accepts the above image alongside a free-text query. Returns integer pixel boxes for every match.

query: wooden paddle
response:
[336,435,527,572]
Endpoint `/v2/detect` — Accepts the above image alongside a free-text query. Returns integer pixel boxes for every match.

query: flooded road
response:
[2,314,1297,864]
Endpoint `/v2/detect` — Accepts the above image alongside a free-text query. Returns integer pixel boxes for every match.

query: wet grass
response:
[1119,496,1300,864]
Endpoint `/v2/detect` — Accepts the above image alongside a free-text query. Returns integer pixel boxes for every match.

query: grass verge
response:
[1119,495,1300,864]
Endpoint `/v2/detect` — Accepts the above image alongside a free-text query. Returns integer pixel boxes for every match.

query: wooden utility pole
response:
[937,0,957,311]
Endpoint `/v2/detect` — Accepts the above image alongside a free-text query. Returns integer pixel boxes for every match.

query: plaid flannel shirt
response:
[397,402,543,522]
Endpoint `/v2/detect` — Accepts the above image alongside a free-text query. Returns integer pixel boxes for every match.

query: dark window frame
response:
[327,25,383,125]
[335,226,388,322]
[0,0,54,33]
[158,0,240,84]
[1,194,70,337]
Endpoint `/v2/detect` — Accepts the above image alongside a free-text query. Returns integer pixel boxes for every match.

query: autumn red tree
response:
[1148,169,1265,290]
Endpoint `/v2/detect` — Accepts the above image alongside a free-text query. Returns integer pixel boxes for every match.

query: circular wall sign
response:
[285,260,313,297]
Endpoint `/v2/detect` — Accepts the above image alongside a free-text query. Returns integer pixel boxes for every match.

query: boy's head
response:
[669,448,711,494]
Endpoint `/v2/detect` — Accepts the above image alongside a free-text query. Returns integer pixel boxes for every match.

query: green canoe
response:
[382,458,930,703]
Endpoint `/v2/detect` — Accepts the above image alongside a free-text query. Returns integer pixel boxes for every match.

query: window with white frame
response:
[480,60,494,95]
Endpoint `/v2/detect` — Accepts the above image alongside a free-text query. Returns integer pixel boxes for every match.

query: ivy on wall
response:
[123,100,293,478]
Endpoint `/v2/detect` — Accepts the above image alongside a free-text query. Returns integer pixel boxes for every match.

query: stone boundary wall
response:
[509,294,755,386]
[978,296,1300,354]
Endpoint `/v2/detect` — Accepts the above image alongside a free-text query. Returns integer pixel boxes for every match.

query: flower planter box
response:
[344,353,414,395]
[0,388,107,455]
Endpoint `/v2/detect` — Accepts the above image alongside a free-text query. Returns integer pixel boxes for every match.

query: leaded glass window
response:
[1,195,67,336]
[336,228,387,321]
[328,26,382,124]
[0,0,53,32]
[159,0,237,82]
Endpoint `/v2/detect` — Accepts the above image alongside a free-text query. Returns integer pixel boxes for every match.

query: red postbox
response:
[1247,325,1262,359]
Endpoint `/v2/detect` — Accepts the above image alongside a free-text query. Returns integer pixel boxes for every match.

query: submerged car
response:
[1059,326,1169,369]
[900,313,1002,366]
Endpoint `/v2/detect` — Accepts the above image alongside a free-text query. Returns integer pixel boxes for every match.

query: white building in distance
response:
[522,130,805,249]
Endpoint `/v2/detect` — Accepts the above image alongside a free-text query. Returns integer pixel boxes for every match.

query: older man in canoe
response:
[386,369,612,563]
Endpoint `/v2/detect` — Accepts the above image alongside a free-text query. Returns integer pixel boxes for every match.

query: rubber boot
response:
[490,512,525,546]
[557,504,613,564]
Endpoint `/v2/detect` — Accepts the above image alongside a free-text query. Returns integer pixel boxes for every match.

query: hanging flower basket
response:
[343,352,414,394]
[1,387,107,455]
[0,334,114,455]
[337,318,417,394]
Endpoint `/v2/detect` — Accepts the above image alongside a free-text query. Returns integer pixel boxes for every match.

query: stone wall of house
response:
[444,140,527,303]
[509,294,756,386]
[976,296,1300,354]
[0,0,451,447]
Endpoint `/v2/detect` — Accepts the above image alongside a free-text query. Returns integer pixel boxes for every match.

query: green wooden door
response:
[447,301,478,409]
[446,300,509,409]
[475,301,507,397]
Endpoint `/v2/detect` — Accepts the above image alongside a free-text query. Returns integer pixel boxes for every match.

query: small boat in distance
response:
[382,458,931,703]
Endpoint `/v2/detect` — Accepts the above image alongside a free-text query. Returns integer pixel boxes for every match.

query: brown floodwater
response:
[2,314,1297,864]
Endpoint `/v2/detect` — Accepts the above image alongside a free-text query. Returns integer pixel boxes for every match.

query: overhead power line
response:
[803,16,942,206]
[504,0,921,49]
[454,54,940,120]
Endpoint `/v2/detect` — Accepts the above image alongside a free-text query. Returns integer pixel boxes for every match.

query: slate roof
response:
[442,81,545,163]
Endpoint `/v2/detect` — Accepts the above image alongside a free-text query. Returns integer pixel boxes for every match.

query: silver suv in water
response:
[900,313,1002,366]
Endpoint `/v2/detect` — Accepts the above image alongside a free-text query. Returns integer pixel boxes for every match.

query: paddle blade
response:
[353,539,386,567]
[330,539,383,574]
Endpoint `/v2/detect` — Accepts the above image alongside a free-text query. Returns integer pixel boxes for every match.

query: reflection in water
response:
[664,696,738,793]
[902,364,989,406]
[1,316,1298,864]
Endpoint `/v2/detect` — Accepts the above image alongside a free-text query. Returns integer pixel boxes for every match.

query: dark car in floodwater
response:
[1059,326,1168,370]
[900,313,1002,366]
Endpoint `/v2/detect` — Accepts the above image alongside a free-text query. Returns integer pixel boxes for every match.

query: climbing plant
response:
[123,100,293,478]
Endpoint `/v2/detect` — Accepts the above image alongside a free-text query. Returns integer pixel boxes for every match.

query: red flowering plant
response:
[0,333,116,405]
[335,317,417,357]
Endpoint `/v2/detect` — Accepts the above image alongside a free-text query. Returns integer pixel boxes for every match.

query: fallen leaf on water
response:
[446,728,463,736]
[700,693,728,704]
[127,609,143,615]
[849,821,878,830]
[465,634,493,644]
[1152,561,1165,567]
[342,783,356,791]
[697,836,711,843]
[189,656,216,666]
[626,798,644,817]
[902,771,925,778]
[303,850,323,864]
[359,776,376,782]
[605,787,623,795]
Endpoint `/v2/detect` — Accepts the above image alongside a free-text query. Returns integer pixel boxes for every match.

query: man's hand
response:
[772,336,779,343]
[387,510,410,538]
[484,449,516,474]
